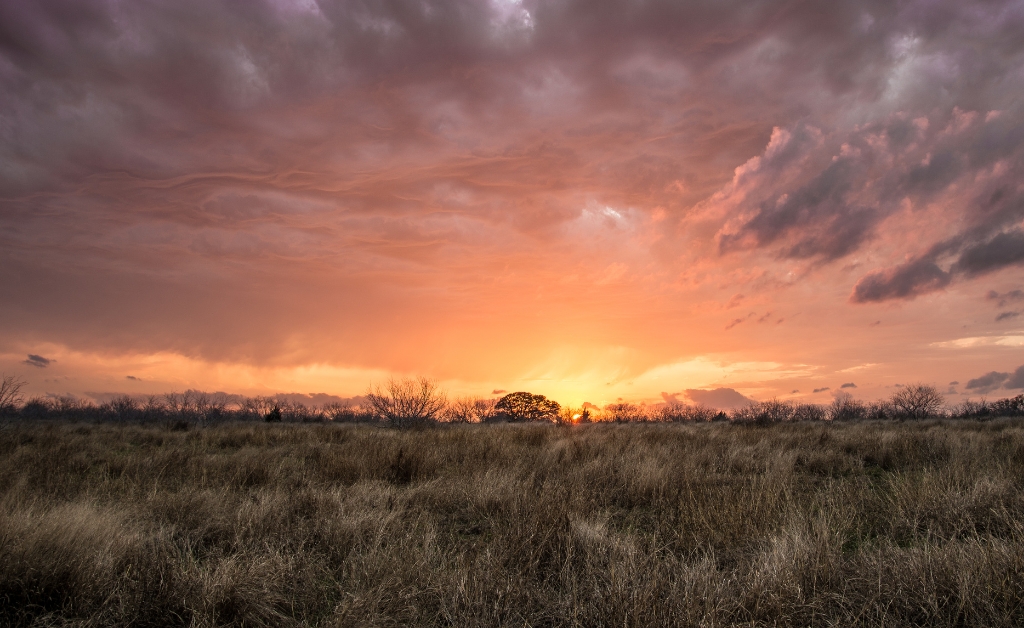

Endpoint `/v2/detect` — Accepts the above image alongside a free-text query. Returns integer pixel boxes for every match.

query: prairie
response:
[2,419,1024,626]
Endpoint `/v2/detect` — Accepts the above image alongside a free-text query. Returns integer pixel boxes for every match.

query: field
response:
[2,419,1024,627]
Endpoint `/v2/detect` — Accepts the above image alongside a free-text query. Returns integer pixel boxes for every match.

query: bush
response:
[990,394,1024,417]
[604,402,654,422]
[732,399,794,424]
[366,377,447,426]
[0,374,25,415]
[828,392,866,421]
[791,403,826,421]
[890,384,944,419]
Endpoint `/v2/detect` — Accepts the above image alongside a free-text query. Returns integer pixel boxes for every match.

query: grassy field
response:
[2,419,1024,627]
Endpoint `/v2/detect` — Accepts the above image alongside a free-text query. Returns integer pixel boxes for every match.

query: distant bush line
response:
[2,375,1023,426]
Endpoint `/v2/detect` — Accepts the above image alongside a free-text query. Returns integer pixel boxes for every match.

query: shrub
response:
[366,377,447,426]
[990,394,1024,417]
[828,392,866,421]
[0,374,25,414]
[604,402,654,422]
[732,399,794,424]
[791,403,826,421]
[101,395,139,421]
[890,384,944,419]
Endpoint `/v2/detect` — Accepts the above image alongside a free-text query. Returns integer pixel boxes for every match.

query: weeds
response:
[1,420,1024,626]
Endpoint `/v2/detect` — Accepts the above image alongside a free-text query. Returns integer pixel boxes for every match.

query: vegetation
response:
[4,379,1024,427]
[2,419,1024,626]
[492,391,561,422]
[365,377,447,427]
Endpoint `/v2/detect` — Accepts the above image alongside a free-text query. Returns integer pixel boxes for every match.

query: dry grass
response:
[2,419,1024,626]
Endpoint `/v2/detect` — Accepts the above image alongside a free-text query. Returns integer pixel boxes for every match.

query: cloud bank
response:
[2,0,1024,399]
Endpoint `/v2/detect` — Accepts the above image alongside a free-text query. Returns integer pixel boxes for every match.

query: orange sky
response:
[2,0,1024,407]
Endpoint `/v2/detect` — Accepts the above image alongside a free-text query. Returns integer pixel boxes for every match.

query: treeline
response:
[1,375,1023,426]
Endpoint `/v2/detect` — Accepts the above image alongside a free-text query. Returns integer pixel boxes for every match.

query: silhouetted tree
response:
[0,374,25,414]
[366,377,447,426]
[493,391,560,422]
[890,384,944,419]
[828,392,867,421]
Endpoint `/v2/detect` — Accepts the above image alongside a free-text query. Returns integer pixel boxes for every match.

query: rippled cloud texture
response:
[2,0,1024,403]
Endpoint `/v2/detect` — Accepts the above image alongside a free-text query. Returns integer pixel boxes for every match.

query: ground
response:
[2,419,1023,626]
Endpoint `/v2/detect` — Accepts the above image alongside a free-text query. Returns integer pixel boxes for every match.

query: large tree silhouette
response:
[493,391,560,422]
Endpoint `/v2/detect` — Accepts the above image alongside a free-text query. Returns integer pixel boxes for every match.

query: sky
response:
[3,0,1024,407]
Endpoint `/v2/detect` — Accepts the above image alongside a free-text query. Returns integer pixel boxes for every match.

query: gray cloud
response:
[996,311,1020,322]
[3,0,1024,370]
[1005,365,1024,390]
[684,387,752,410]
[966,370,1010,393]
[988,289,1024,307]
[23,354,51,368]
[813,387,830,393]
[952,230,1024,277]
[851,258,951,303]
[853,225,1024,303]
[840,382,856,389]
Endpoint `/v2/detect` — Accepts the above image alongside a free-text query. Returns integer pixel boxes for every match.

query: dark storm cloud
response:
[953,230,1024,277]
[23,354,51,368]
[3,0,1024,371]
[719,149,880,261]
[966,370,1010,393]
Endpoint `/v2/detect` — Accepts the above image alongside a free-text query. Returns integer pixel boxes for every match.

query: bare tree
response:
[828,392,866,421]
[442,396,483,423]
[0,374,26,413]
[890,384,944,419]
[367,377,447,426]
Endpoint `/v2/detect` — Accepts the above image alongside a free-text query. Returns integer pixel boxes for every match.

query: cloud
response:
[965,371,1010,393]
[988,290,1024,307]
[23,354,51,368]
[851,258,950,303]
[125,375,140,381]
[683,388,752,410]
[4,0,1024,395]
[949,381,959,385]
[952,230,1024,277]
[660,391,680,404]
[725,313,754,330]
[813,387,830,393]
[1005,365,1024,390]
[996,311,1021,322]
[491,389,506,395]
[840,382,856,388]
[852,225,1024,304]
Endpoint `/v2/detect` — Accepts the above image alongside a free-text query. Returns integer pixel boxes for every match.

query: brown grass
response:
[2,419,1024,626]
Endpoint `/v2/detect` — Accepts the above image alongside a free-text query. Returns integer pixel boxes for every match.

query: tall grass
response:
[2,419,1024,626]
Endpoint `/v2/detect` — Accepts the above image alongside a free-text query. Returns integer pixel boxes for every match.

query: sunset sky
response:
[3,0,1024,407]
